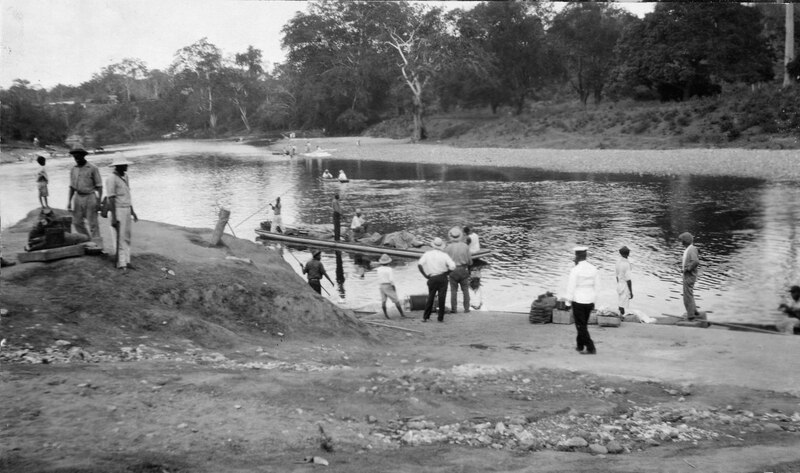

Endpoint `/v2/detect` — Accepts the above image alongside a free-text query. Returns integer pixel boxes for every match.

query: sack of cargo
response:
[529,292,557,324]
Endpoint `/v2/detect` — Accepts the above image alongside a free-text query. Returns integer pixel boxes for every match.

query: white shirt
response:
[351,214,365,229]
[615,257,631,283]
[106,173,132,207]
[418,249,456,277]
[338,171,348,180]
[566,260,599,304]
[376,265,394,284]
[467,232,480,253]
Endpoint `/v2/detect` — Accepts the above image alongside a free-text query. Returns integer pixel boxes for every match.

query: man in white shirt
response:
[376,253,405,319]
[417,237,456,322]
[350,209,368,239]
[679,232,700,319]
[464,227,480,253]
[615,246,633,317]
[565,246,599,355]
[106,158,138,272]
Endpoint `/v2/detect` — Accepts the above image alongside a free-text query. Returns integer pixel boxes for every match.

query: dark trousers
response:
[449,266,470,311]
[572,302,596,353]
[333,212,341,241]
[308,278,321,294]
[423,273,449,321]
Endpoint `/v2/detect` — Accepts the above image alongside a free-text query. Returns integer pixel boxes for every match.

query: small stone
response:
[589,444,608,455]
[763,423,783,432]
[617,387,628,394]
[565,437,588,448]
[358,386,367,393]
[177,423,188,429]
[495,422,506,434]
[605,441,623,454]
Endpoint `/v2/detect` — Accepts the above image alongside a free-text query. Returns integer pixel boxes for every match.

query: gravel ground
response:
[299,137,800,181]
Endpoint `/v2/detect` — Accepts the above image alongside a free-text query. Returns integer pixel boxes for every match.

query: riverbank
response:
[289,136,800,181]
[2,208,800,472]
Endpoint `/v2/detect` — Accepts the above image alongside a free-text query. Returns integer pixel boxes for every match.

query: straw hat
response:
[431,237,445,250]
[448,226,462,240]
[378,254,392,265]
[69,148,89,158]
[109,157,131,167]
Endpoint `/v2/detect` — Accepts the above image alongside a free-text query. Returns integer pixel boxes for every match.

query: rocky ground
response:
[2,139,800,472]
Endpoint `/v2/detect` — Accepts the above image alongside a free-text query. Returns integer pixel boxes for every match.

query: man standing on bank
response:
[445,226,472,313]
[303,249,333,294]
[615,246,633,317]
[565,246,599,355]
[106,158,138,271]
[417,237,456,323]
[269,197,283,233]
[67,148,103,246]
[679,232,700,319]
[376,253,406,319]
[332,193,342,241]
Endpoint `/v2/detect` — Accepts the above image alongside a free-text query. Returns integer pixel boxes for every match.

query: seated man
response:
[777,285,800,334]
[350,209,368,240]
[322,169,333,179]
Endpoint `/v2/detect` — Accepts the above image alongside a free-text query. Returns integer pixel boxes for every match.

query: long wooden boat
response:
[255,228,493,260]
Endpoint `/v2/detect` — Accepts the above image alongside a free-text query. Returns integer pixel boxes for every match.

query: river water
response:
[2,140,798,324]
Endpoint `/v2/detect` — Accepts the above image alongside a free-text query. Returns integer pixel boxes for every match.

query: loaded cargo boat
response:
[255,226,492,260]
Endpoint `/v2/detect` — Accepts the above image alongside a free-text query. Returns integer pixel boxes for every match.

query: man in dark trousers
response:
[302,250,333,294]
[417,237,456,323]
[332,193,342,241]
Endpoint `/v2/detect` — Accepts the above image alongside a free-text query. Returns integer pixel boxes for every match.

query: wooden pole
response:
[209,208,230,246]
[363,320,424,334]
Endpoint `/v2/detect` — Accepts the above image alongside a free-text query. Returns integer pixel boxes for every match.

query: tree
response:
[384,5,492,139]
[549,3,633,105]
[106,58,148,102]
[170,38,224,133]
[612,3,775,101]
[784,2,796,87]
[456,2,552,114]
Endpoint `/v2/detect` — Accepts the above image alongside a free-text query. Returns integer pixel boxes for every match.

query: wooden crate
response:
[597,315,621,327]
[17,244,85,263]
[552,309,574,325]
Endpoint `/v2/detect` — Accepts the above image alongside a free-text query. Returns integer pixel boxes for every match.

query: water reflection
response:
[1,141,797,324]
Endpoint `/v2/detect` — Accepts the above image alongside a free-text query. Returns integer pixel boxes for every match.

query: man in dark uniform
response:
[332,193,342,241]
[302,250,333,294]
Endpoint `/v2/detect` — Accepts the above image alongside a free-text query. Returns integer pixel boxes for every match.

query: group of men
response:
[33,148,138,271]
[416,226,481,322]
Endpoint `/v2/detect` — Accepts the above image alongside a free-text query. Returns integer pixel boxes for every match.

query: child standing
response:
[36,155,49,208]
[376,253,406,320]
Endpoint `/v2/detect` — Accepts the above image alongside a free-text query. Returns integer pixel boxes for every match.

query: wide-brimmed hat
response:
[378,254,392,265]
[69,148,89,158]
[573,245,588,253]
[678,232,694,244]
[448,226,462,240]
[431,237,445,250]
[312,249,322,257]
[109,157,131,167]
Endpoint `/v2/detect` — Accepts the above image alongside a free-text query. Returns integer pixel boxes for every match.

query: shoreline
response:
[287,136,800,181]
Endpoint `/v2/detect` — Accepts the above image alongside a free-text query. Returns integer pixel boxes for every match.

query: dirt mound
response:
[1,209,374,355]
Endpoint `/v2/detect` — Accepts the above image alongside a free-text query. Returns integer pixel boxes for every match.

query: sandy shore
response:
[294,136,800,181]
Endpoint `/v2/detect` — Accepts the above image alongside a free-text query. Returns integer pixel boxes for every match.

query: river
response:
[2,140,798,324]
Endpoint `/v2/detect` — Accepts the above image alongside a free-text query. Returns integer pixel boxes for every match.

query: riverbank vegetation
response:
[1,2,798,150]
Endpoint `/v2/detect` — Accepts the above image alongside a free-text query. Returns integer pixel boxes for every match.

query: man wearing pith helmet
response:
[67,148,103,246]
[565,245,599,355]
[106,156,138,272]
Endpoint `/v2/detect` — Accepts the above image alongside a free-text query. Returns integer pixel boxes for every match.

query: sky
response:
[0,0,655,90]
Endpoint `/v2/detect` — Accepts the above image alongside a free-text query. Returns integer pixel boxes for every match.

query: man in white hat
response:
[679,232,700,319]
[376,253,405,319]
[565,246,599,355]
[106,157,138,271]
[444,226,472,313]
[67,148,103,245]
[417,237,456,322]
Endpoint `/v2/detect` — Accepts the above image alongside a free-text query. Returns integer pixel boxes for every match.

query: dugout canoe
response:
[255,228,493,260]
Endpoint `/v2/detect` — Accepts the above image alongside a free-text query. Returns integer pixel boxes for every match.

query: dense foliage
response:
[0,1,796,146]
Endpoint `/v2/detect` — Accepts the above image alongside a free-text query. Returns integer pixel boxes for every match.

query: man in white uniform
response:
[106,158,138,272]
[615,246,633,316]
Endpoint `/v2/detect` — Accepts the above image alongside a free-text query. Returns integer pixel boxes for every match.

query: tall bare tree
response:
[783,1,796,87]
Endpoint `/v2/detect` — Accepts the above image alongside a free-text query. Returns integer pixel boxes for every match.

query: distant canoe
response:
[256,228,493,260]
[320,177,349,183]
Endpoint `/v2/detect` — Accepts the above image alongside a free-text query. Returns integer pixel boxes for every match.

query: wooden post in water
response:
[210,208,230,246]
